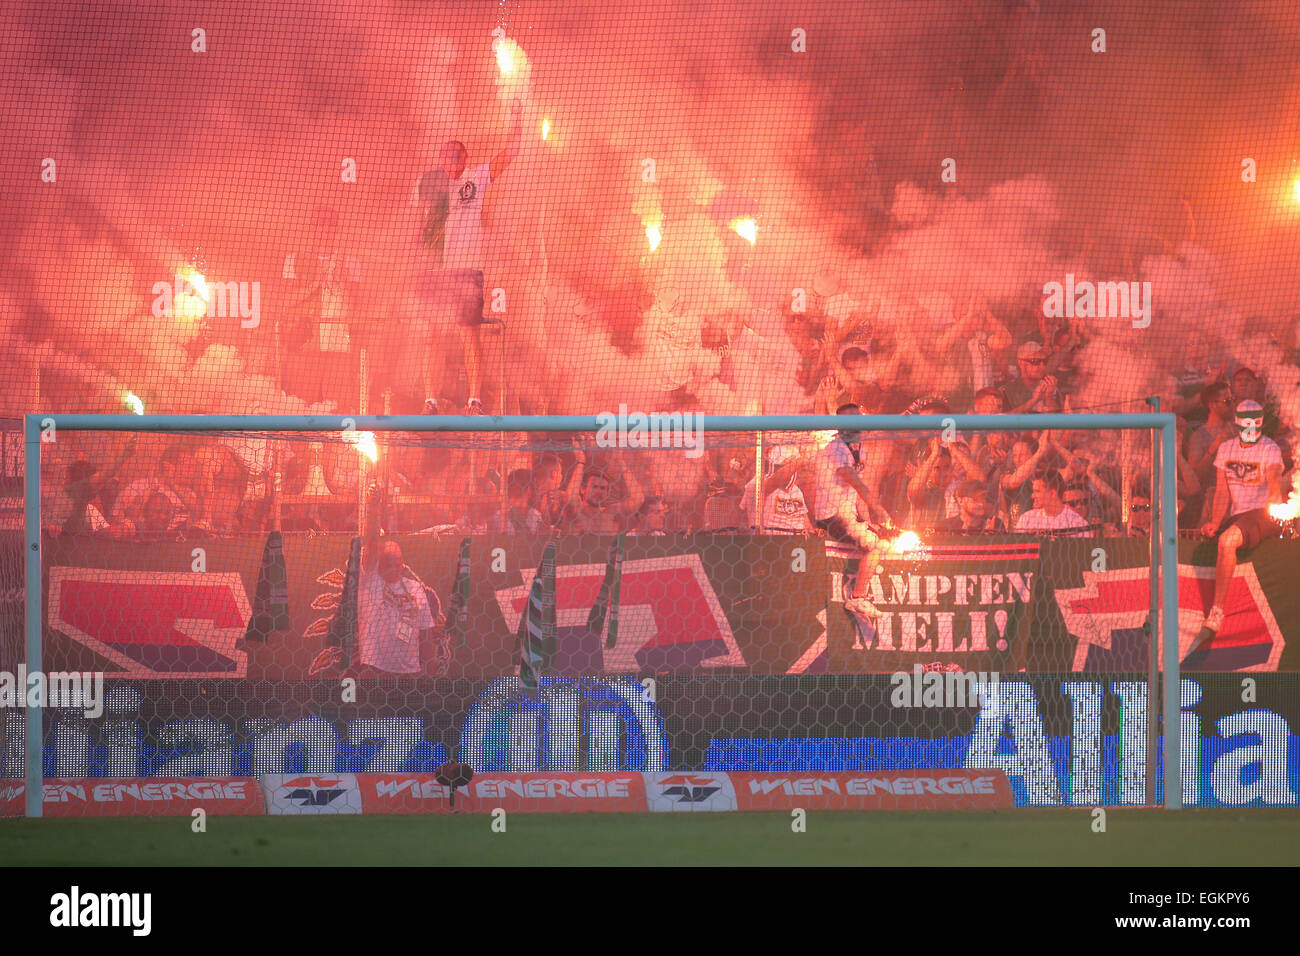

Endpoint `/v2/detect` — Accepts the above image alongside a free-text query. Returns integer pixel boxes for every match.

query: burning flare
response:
[888,530,924,554]
[342,430,378,463]
[177,265,210,320]
[645,222,663,252]
[730,217,758,244]
[541,117,551,141]
[492,35,531,102]
[123,392,144,415]
[1269,488,1299,522]
[494,37,519,75]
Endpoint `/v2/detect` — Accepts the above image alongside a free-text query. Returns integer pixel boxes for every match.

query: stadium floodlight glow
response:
[21,411,1182,817]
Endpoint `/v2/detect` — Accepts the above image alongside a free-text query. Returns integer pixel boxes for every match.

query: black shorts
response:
[1228,507,1281,549]
[815,516,858,547]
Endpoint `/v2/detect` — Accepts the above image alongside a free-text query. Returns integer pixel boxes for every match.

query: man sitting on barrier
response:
[812,402,895,622]
[1193,400,1285,645]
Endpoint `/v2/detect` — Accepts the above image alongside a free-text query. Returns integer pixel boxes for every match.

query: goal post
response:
[19,410,1182,816]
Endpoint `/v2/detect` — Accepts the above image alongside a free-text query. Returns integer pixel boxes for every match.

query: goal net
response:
[4,411,1186,816]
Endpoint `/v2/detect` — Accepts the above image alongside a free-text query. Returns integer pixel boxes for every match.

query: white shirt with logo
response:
[1214,437,1282,514]
[741,477,809,532]
[357,570,434,674]
[444,163,491,271]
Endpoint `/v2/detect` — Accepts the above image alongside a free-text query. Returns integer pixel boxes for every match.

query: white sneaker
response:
[423,398,439,414]
[844,595,880,622]
[1187,605,1225,657]
[466,398,484,415]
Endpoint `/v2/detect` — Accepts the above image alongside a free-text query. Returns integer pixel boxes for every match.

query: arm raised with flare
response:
[491,101,524,183]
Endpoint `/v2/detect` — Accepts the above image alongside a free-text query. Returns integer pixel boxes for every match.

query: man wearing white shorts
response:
[412,101,523,413]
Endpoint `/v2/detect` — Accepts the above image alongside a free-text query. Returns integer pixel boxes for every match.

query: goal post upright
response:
[23,414,44,819]
[22,410,1182,813]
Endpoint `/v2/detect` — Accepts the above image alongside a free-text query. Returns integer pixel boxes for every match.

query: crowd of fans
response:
[47,285,1297,546]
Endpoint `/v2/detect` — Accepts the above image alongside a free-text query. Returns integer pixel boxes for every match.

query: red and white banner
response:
[3,771,1012,816]
[730,770,1014,811]
[0,777,264,816]
[358,772,648,814]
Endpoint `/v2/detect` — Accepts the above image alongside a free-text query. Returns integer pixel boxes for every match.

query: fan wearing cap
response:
[1194,400,1285,640]
[741,445,812,534]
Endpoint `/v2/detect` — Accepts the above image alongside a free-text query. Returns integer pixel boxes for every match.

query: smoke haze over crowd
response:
[3,0,1300,440]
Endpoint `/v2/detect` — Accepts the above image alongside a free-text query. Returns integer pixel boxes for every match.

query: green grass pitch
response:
[3,809,1300,865]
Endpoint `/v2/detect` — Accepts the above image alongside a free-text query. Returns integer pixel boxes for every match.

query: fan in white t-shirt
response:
[357,540,437,675]
[1191,400,1286,643]
[1014,470,1088,535]
[411,101,523,414]
[741,445,812,533]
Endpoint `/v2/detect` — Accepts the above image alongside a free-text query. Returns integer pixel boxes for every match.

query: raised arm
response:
[491,101,524,182]
[946,440,983,481]
[564,444,586,500]
[620,465,645,517]
[1175,444,1201,497]
[908,440,941,503]
[1001,432,1051,490]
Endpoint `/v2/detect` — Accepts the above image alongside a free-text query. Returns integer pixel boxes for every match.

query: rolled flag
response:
[516,541,557,692]
[243,530,289,642]
[418,168,450,255]
[588,533,625,649]
[322,536,362,671]
[447,537,471,649]
[607,534,623,650]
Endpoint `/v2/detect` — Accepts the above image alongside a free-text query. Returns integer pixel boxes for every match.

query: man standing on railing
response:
[1193,400,1284,645]
[413,102,523,414]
